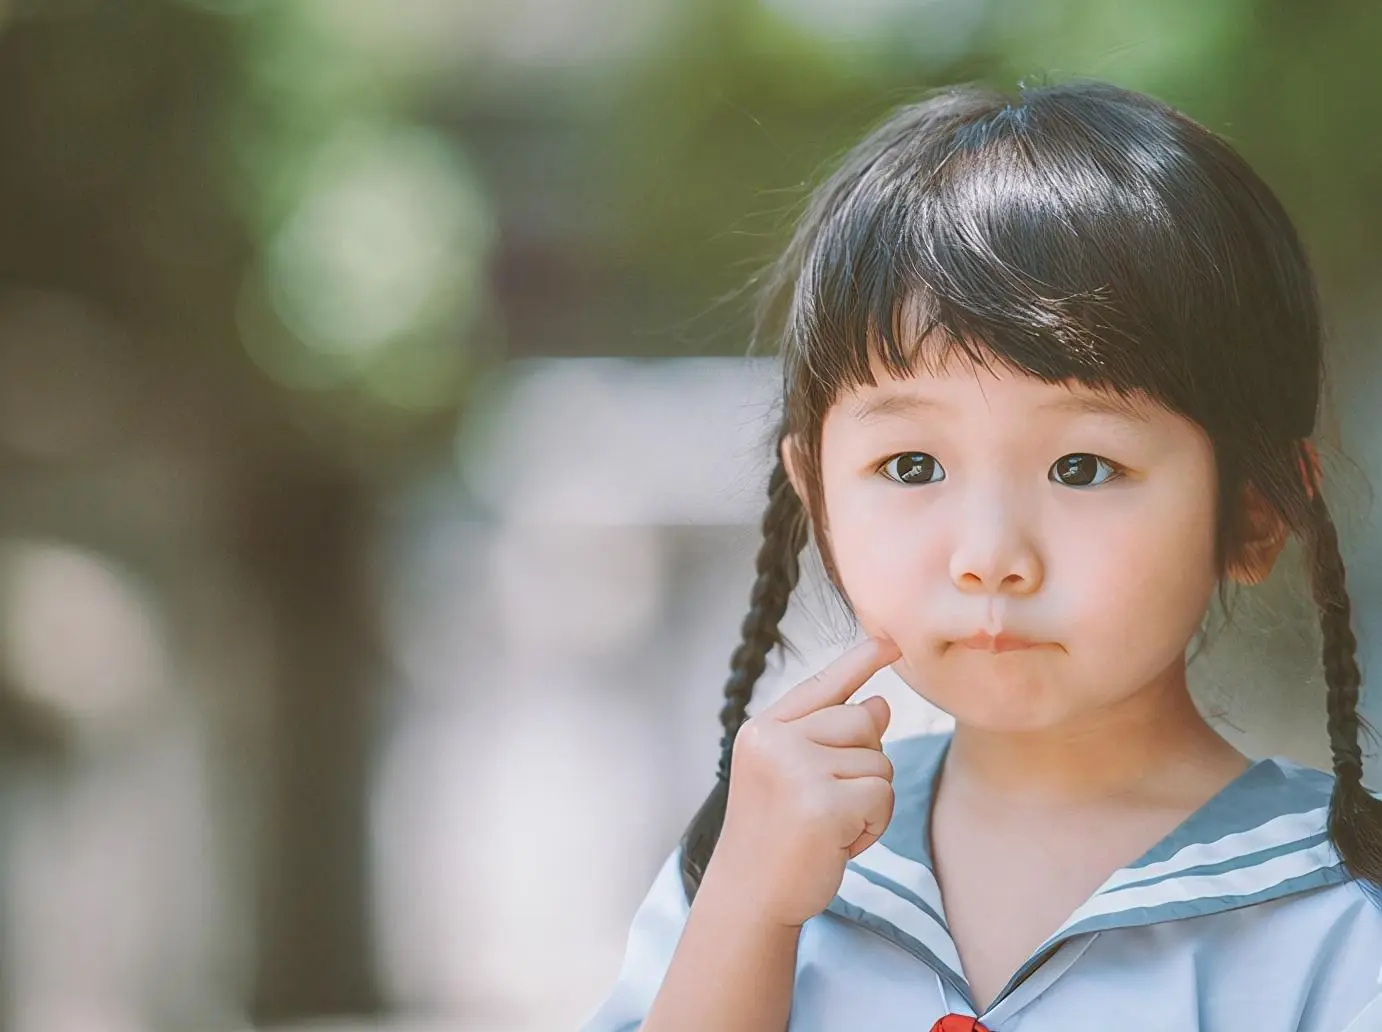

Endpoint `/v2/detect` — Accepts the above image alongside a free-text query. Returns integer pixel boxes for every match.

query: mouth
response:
[955,631,1046,653]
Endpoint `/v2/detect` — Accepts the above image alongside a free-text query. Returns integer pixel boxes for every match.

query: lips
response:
[956,631,1042,653]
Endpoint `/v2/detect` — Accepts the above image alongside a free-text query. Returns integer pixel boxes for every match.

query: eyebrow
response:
[849,390,1152,423]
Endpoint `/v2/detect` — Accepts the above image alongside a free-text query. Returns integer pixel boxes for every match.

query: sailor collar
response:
[825,732,1347,1020]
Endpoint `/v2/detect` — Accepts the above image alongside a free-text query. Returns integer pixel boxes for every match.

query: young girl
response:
[582,78,1382,1031]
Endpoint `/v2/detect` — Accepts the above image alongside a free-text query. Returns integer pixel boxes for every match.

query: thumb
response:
[858,694,891,740]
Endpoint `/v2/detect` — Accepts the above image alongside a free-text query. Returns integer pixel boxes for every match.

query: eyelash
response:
[877,452,1127,488]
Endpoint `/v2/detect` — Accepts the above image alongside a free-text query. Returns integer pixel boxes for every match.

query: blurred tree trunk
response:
[0,684,66,1030]
[238,460,385,1022]
[0,6,395,1022]
[0,668,68,1028]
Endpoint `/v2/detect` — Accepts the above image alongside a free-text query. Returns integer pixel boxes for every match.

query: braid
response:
[1306,489,1382,884]
[679,447,809,901]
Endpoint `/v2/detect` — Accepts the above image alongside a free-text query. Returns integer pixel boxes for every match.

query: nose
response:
[948,486,1043,596]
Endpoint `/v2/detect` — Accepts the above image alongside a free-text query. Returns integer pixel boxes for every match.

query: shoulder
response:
[580,845,689,1032]
[1193,877,1382,1029]
[1263,753,1338,797]
[1247,872,1382,941]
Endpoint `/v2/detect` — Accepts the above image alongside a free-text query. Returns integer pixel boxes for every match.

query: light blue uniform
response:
[583,732,1382,1031]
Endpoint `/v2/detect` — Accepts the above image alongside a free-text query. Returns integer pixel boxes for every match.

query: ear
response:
[780,433,807,505]
[1226,484,1290,586]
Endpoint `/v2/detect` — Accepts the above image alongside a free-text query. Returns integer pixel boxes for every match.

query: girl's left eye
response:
[880,452,945,485]
[1050,453,1122,487]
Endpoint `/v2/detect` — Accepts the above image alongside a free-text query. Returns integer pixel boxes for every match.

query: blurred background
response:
[1,1,1381,1030]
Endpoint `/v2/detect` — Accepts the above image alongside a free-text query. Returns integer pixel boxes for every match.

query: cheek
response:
[822,495,944,627]
[1062,482,1220,646]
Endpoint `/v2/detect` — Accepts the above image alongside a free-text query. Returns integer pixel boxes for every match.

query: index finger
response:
[762,638,901,722]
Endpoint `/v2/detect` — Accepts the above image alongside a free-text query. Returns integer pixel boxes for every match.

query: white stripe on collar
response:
[850,841,947,917]
[1094,804,1330,896]
[834,865,964,976]
[1055,835,1339,933]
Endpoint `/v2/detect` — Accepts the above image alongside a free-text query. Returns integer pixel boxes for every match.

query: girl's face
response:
[809,354,1222,732]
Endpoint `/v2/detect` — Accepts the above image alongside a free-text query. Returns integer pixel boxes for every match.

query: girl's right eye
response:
[879,452,945,485]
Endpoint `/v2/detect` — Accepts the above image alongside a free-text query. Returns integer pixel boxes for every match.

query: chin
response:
[947,705,1075,734]
[893,656,1079,732]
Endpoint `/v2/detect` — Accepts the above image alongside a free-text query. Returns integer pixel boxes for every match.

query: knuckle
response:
[735,716,771,748]
[850,706,878,738]
[732,719,772,764]
[828,706,875,745]
[733,719,801,781]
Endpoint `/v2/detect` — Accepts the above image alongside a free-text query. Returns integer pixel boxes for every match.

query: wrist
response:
[698,848,808,933]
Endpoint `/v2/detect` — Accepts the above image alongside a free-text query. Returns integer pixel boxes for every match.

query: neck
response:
[942,661,1249,811]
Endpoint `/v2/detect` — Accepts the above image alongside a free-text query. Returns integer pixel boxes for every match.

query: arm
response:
[640,852,801,1032]
[584,641,899,1032]
[579,845,799,1032]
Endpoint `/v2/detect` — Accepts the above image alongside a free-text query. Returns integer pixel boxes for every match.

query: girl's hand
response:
[708,637,902,929]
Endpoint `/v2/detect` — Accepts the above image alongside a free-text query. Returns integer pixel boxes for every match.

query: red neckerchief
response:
[929,1016,991,1032]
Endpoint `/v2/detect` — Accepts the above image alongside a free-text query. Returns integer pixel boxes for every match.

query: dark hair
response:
[679,77,1382,902]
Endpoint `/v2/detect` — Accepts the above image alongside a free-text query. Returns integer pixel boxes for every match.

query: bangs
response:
[773,81,1319,441]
